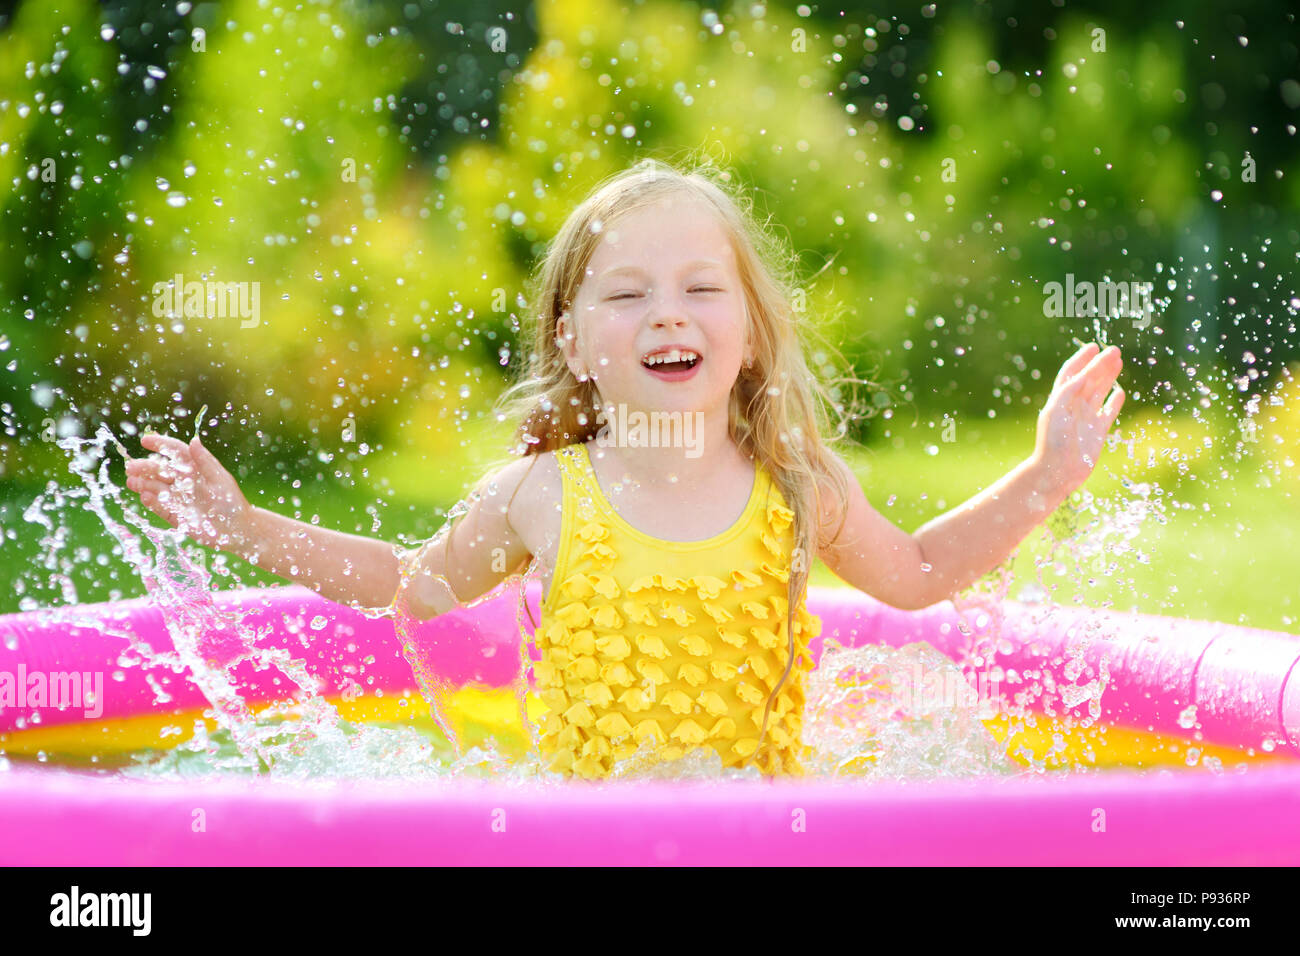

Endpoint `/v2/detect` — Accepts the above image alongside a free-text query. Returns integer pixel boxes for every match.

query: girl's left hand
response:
[1033,342,1125,494]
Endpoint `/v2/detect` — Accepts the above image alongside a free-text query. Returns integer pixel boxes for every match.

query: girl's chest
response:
[518,456,761,603]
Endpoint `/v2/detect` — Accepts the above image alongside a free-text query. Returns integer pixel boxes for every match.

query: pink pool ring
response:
[1,583,1299,865]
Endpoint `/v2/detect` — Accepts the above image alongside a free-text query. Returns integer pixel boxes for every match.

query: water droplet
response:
[31,382,56,409]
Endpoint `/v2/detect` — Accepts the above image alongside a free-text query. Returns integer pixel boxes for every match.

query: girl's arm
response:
[127,433,408,609]
[396,455,538,620]
[818,342,1125,610]
[126,434,534,617]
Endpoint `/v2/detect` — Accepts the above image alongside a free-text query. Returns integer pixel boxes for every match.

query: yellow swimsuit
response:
[534,442,821,780]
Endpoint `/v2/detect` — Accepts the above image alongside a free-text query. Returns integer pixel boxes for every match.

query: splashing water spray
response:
[14,403,1166,783]
[30,419,513,779]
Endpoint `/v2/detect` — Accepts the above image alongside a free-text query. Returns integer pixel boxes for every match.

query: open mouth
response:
[641,348,701,374]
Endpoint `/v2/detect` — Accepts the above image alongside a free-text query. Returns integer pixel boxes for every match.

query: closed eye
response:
[605,288,722,301]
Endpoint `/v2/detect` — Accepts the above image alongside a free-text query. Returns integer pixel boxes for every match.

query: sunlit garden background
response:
[2,0,1297,630]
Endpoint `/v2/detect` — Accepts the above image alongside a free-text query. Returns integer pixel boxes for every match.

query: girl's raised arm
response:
[126,434,534,617]
[814,452,939,610]
[818,342,1124,610]
[126,432,405,610]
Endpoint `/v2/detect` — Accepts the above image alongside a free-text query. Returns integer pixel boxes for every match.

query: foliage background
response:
[1,0,1297,628]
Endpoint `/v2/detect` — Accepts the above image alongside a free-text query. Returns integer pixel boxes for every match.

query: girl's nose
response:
[647,290,690,329]
[650,311,688,330]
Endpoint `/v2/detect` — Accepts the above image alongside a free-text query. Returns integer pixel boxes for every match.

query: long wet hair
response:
[495,153,861,772]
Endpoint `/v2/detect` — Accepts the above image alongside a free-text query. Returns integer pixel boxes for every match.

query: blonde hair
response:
[495,153,863,773]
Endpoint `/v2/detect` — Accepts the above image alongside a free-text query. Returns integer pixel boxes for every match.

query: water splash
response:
[29,424,480,777]
[802,640,1023,780]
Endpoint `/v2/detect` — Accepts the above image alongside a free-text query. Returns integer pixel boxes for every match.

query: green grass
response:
[1,408,1296,632]
[813,409,1298,631]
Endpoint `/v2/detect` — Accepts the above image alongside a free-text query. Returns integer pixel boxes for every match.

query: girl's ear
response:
[555,311,590,381]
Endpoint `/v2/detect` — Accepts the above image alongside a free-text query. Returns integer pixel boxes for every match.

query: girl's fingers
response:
[137,490,173,521]
[1057,368,1094,406]
[1080,348,1123,408]
[1059,346,1120,410]
[141,433,190,456]
[188,437,225,478]
[1083,374,1118,412]
[140,435,196,476]
[1102,385,1125,425]
[1055,342,1099,389]
[128,477,171,495]
[127,459,184,485]
[127,456,175,478]
[1082,344,1122,377]
[157,451,192,477]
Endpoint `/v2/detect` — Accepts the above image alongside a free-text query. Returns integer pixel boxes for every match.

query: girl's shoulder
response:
[485,447,567,557]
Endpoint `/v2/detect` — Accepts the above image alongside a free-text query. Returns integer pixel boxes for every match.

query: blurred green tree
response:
[0,0,1295,495]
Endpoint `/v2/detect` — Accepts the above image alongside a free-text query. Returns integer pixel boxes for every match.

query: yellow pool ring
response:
[3,685,1296,773]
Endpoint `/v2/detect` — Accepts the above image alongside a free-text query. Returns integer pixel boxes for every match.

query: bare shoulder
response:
[813,447,862,546]
[485,450,563,556]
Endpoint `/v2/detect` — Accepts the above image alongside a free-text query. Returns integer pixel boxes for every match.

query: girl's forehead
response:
[583,204,735,278]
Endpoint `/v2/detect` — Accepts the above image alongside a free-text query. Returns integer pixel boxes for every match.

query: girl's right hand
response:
[125,433,257,552]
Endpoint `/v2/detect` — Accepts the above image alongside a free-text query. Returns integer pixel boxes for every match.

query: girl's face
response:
[558,196,749,417]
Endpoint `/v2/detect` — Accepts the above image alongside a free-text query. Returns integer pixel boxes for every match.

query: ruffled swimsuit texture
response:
[534,442,821,779]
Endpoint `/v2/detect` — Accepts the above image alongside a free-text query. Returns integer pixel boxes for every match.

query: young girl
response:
[124,159,1125,781]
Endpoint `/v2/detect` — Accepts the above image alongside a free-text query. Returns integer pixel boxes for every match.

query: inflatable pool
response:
[2,583,1299,865]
